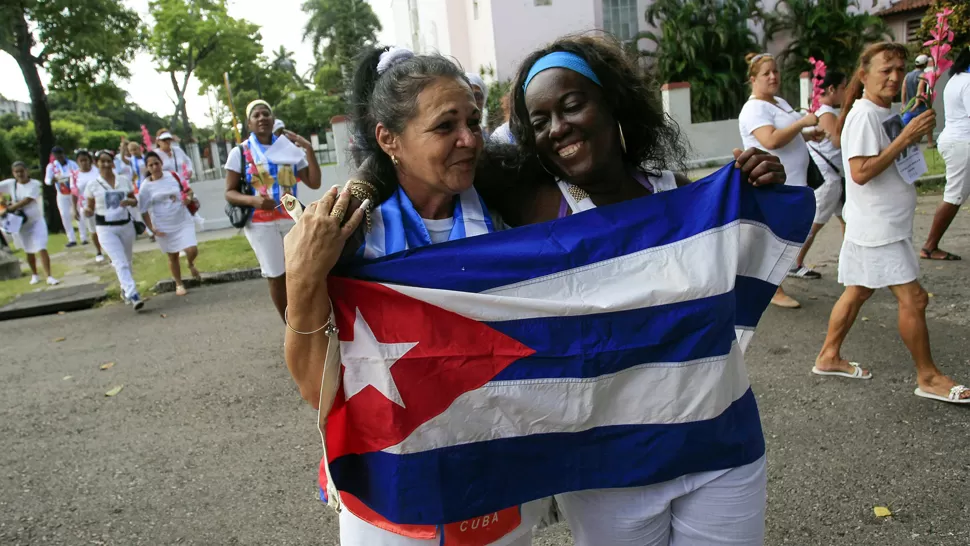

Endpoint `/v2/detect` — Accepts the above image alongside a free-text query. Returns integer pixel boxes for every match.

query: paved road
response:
[2,195,969,545]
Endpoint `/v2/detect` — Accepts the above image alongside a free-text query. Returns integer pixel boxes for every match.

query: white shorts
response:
[243,219,294,278]
[838,238,919,289]
[940,139,970,206]
[555,456,767,546]
[813,173,843,224]
[338,499,547,546]
[14,220,48,254]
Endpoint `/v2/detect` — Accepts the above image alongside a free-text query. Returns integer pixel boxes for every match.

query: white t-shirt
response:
[73,169,100,198]
[738,97,810,187]
[940,72,970,143]
[422,217,455,244]
[1,179,43,224]
[45,159,79,194]
[841,98,916,247]
[807,104,842,179]
[137,172,190,231]
[83,173,135,223]
[156,146,193,180]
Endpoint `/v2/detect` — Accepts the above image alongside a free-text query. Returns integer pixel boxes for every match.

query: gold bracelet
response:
[346,179,379,198]
[345,181,376,231]
[284,306,339,336]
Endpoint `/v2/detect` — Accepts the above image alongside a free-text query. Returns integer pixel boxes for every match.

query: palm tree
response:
[764,0,890,92]
[639,0,765,122]
[302,0,382,92]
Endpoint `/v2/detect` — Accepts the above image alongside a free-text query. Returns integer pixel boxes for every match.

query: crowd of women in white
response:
[736,45,970,403]
[2,128,203,310]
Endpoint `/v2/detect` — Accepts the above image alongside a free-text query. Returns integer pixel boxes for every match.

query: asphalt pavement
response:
[1,194,969,545]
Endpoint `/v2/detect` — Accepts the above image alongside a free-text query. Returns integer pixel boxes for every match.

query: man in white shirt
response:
[43,146,81,246]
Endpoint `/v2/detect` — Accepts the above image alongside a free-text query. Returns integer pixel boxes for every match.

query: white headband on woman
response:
[377,47,415,75]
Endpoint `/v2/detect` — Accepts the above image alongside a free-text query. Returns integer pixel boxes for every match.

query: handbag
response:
[224,144,254,229]
[172,171,200,215]
[758,98,825,190]
[809,143,846,197]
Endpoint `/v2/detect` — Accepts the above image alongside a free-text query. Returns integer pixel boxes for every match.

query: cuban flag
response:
[318,164,814,527]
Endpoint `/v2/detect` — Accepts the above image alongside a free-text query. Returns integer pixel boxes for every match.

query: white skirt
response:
[157,219,198,254]
[838,238,919,289]
[14,220,48,254]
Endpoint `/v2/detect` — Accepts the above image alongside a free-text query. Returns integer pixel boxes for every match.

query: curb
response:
[0,283,109,321]
[152,267,263,294]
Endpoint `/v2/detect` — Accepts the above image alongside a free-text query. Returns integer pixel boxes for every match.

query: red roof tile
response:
[875,0,932,17]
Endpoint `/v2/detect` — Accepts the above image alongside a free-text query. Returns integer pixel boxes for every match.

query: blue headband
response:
[523,51,603,92]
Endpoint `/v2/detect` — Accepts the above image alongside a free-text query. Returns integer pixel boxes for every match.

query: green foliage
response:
[271,90,346,136]
[918,0,970,52]
[302,0,382,92]
[764,0,891,99]
[8,121,87,166]
[147,0,264,139]
[641,0,764,122]
[51,110,114,131]
[86,130,129,152]
[0,113,26,132]
[314,63,344,95]
[0,129,14,176]
[485,79,512,130]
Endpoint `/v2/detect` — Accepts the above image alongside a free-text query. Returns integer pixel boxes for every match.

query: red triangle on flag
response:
[325,278,535,458]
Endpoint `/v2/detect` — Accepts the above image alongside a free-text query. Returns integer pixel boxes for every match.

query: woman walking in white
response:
[138,151,200,296]
[83,150,144,311]
[43,146,81,247]
[813,42,970,404]
[2,162,59,285]
[224,99,321,320]
[920,47,970,260]
[72,150,106,263]
[154,129,194,181]
[739,52,820,307]
[803,70,848,253]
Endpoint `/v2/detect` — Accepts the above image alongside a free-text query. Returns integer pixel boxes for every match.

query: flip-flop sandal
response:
[175,285,188,296]
[811,362,872,380]
[914,385,970,404]
[920,248,962,261]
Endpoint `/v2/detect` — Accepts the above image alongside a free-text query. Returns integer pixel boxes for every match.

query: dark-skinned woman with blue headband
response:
[484,34,770,546]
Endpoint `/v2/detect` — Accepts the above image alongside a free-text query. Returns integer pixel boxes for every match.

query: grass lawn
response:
[95,234,259,299]
[924,147,945,177]
[0,261,71,306]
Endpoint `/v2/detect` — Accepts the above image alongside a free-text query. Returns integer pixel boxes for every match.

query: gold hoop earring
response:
[391,155,400,166]
[618,122,627,155]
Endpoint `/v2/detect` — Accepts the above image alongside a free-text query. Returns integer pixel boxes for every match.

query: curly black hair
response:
[509,34,688,176]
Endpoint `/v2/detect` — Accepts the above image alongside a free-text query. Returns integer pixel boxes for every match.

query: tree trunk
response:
[169,71,194,142]
[9,11,60,232]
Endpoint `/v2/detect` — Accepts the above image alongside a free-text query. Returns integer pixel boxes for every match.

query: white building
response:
[385,0,652,82]
[0,97,31,121]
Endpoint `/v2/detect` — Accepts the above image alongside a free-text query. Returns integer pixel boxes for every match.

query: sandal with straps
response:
[920,247,962,261]
[812,362,872,380]
[914,384,970,404]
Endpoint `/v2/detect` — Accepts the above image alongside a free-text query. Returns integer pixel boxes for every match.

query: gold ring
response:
[330,207,346,218]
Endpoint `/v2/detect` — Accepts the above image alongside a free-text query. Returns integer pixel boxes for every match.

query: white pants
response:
[243,219,294,278]
[555,456,767,546]
[96,223,137,298]
[940,138,970,206]
[79,209,93,243]
[55,193,76,243]
[813,172,843,225]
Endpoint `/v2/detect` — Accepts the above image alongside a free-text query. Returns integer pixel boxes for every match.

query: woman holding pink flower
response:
[224,100,322,320]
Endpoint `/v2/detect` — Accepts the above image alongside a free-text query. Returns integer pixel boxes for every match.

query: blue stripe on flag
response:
[488,292,736,381]
[329,388,765,525]
[735,276,779,328]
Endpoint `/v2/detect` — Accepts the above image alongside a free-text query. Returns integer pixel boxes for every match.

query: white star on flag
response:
[341,308,418,408]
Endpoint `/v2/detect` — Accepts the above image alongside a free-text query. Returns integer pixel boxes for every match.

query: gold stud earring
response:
[618,122,627,155]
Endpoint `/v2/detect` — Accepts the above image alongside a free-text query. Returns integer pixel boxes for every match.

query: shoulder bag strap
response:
[809,143,842,176]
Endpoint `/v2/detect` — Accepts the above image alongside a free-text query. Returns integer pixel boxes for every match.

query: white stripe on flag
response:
[384,220,795,323]
[363,205,386,260]
[384,343,749,455]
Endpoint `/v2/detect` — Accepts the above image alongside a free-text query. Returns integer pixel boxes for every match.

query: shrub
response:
[86,130,128,153]
[7,120,88,168]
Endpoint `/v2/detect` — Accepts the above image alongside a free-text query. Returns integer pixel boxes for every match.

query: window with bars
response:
[905,18,922,43]
[602,0,639,42]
